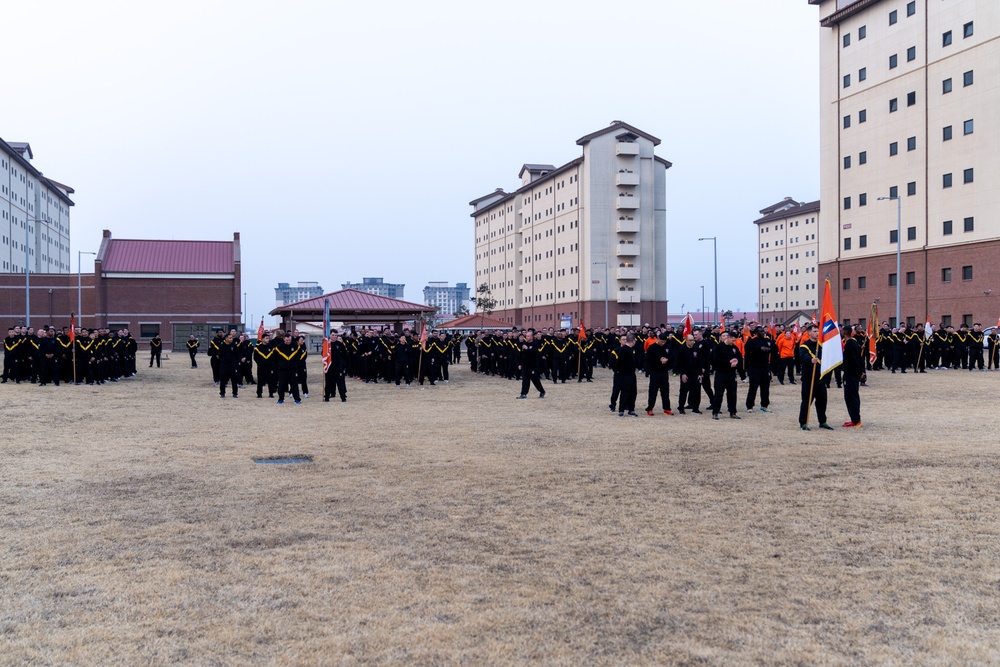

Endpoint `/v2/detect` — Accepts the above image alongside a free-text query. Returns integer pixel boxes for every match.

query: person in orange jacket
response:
[775,329,797,385]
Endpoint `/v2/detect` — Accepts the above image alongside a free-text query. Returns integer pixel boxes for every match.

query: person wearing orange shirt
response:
[775,329,797,385]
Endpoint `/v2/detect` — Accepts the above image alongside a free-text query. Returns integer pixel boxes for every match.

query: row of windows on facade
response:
[845,50,975,89]
[477,220,579,246]
[843,218,975,252]
[761,267,816,280]
[844,168,974,209]
[762,283,816,295]
[761,234,816,248]
[522,175,580,206]
[759,218,816,234]
[763,300,816,310]
[2,208,69,236]
[842,266,973,293]
[843,78,973,133]
[523,290,580,304]
[845,120,974,172]
[843,10,972,49]
[761,251,815,264]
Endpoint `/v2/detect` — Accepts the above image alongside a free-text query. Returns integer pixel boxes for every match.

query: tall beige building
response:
[471,121,671,329]
[810,0,1000,328]
[754,197,821,323]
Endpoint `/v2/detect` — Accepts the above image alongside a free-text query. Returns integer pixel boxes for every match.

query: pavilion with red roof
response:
[270,288,436,332]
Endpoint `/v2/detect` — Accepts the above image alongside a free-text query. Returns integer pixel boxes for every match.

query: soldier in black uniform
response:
[644,332,673,415]
[693,329,716,409]
[610,333,639,416]
[744,327,773,413]
[186,334,200,368]
[324,331,348,402]
[711,332,741,420]
[968,323,985,371]
[254,332,275,398]
[393,332,413,387]
[37,328,60,386]
[516,330,546,399]
[273,333,301,404]
[217,332,240,398]
[208,329,225,384]
[149,334,162,368]
[675,333,703,415]
[3,327,20,383]
[842,326,865,427]
[798,325,834,431]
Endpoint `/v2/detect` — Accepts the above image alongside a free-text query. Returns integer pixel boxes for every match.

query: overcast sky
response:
[5,0,820,325]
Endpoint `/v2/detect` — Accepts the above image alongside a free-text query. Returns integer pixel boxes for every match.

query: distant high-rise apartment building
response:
[423,281,470,318]
[810,0,1000,328]
[275,281,323,306]
[341,277,405,299]
[471,121,671,328]
[755,198,821,323]
[1,137,74,274]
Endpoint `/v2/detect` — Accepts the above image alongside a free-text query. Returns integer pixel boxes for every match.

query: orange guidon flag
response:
[578,317,586,341]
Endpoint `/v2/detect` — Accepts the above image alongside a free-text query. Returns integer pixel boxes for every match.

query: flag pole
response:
[71,313,77,385]
[805,350,818,428]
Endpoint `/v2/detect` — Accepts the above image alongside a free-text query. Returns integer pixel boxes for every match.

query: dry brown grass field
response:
[2,354,999,665]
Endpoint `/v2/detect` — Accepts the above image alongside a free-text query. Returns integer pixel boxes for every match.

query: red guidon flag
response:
[578,316,586,341]
[69,313,75,344]
[681,313,694,338]
[257,318,265,341]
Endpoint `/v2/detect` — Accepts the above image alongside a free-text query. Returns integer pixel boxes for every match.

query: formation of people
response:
[2,324,139,385]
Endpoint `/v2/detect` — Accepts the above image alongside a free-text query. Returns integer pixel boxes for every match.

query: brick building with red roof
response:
[0,229,241,350]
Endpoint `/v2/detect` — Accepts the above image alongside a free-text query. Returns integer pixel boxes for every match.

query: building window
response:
[943,125,953,141]
[889,9,897,25]
[964,119,974,135]
[943,220,953,235]
[964,168,974,184]
[907,46,916,62]
[963,266,973,281]
[859,25,866,40]
[889,185,898,198]
[907,226,916,241]
[964,21,974,38]
[844,196,851,210]
[890,141,899,156]
[859,109,867,124]
[844,74,851,88]
[859,151,867,165]
[907,182,916,196]
[943,78,952,94]
[907,1,915,16]
[843,34,851,48]
[964,70,974,87]
[859,67,867,82]
[844,156,851,169]
[859,193,867,206]
[844,238,852,251]
[906,271,916,285]
[907,91,916,106]
[889,54,898,69]
[943,30,952,47]
[943,173,953,188]
[858,276,867,289]
[843,278,851,291]
[890,98,898,113]
[859,235,867,248]
[843,115,851,129]
[942,268,952,282]
[907,136,916,151]
[889,273,898,287]
[964,217,974,232]
[890,229,899,244]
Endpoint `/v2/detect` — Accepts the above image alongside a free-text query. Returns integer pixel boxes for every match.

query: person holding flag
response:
[799,280,840,431]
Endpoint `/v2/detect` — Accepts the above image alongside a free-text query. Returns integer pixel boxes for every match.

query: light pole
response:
[701,285,705,326]
[592,261,609,328]
[698,237,718,326]
[877,195,902,327]
[78,250,96,327]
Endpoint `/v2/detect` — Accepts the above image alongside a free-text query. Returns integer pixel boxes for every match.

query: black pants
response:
[324,368,347,400]
[150,350,161,368]
[219,366,239,396]
[39,357,59,385]
[211,356,220,382]
[701,371,716,407]
[712,371,737,416]
[520,368,544,396]
[298,367,309,395]
[395,361,412,386]
[189,351,198,368]
[615,373,637,413]
[843,374,861,424]
[679,375,701,411]
[276,368,300,401]
[645,372,671,411]
[746,367,770,410]
[256,365,273,397]
[969,347,984,370]
[799,372,828,425]
[777,357,795,383]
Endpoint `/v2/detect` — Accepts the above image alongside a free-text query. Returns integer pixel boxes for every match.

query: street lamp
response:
[78,250,96,327]
[701,285,705,325]
[698,237,718,326]
[592,261,609,328]
[877,195,902,327]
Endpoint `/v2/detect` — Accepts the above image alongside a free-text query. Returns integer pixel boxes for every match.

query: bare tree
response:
[475,282,497,328]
